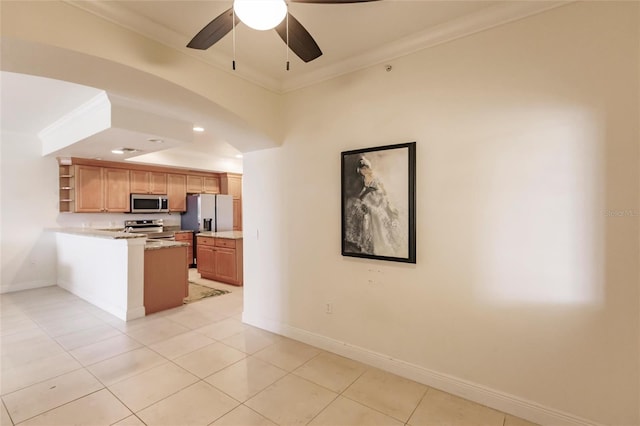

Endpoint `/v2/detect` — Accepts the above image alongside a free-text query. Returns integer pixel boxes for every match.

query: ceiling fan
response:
[187,0,377,64]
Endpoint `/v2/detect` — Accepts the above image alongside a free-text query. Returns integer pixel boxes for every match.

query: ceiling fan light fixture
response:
[233,0,287,31]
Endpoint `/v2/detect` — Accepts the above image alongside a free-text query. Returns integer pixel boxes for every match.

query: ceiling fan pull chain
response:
[286,12,290,71]
[232,8,237,70]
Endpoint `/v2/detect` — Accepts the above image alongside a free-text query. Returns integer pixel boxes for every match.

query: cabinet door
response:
[149,172,167,194]
[175,232,193,265]
[186,175,203,193]
[75,165,104,212]
[104,168,130,212]
[197,245,215,275]
[203,176,220,194]
[214,247,237,283]
[130,170,149,194]
[233,199,242,231]
[221,174,242,198]
[168,174,187,212]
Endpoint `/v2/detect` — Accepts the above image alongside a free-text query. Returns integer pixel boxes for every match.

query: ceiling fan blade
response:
[275,13,323,63]
[187,7,238,50]
[290,0,378,3]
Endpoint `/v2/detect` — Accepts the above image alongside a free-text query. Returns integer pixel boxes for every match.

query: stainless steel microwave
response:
[130,194,169,213]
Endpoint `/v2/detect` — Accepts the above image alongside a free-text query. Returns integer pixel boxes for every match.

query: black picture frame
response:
[341,142,416,264]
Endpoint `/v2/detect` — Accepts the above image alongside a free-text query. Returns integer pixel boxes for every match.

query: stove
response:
[123,219,175,240]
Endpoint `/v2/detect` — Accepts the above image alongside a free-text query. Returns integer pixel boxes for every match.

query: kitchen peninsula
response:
[54,228,188,320]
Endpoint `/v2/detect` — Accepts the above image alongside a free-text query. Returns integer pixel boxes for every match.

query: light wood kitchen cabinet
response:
[187,175,220,194]
[196,243,215,276]
[75,165,130,213]
[144,246,188,314]
[167,174,187,212]
[220,173,243,231]
[203,176,220,194]
[214,247,237,283]
[57,158,237,214]
[75,165,103,212]
[104,168,131,212]
[196,236,243,286]
[186,175,203,193]
[174,231,194,266]
[233,199,242,231]
[130,170,167,194]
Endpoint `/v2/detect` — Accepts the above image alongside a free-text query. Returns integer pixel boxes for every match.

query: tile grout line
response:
[1,397,15,426]
[404,385,430,426]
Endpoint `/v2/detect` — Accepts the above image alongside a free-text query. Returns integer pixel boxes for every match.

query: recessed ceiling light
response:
[193,126,205,132]
[148,138,164,144]
[112,148,138,155]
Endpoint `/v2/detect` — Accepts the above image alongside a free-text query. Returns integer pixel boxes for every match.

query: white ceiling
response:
[1,1,564,172]
[69,0,563,92]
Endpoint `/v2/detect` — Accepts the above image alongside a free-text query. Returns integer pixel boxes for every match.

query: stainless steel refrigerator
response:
[181,194,234,233]
[181,194,234,265]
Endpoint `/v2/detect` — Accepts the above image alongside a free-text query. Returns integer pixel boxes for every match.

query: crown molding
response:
[64,1,282,92]
[39,91,109,141]
[280,1,571,92]
[65,1,570,94]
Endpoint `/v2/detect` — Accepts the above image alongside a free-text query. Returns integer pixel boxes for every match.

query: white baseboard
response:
[242,313,604,426]
[126,306,146,321]
[0,280,54,294]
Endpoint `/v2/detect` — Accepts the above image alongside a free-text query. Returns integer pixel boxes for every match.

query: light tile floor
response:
[1,271,538,426]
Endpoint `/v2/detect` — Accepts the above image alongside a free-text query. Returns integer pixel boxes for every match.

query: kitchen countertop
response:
[196,231,243,240]
[144,239,189,251]
[52,228,190,251]
[50,228,145,240]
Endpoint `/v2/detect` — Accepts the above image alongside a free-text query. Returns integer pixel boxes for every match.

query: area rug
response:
[184,282,230,304]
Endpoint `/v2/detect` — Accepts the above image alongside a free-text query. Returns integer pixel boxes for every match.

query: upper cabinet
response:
[75,165,103,212]
[220,173,242,199]
[104,168,131,212]
[58,158,239,215]
[75,165,130,213]
[220,173,243,230]
[167,174,187,212]
[187,175,220,194]
[186,175,203,194]
[130,170,167,194]
[203,176,220,194]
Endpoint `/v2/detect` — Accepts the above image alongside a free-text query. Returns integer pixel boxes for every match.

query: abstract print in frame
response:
[341,142,416,263]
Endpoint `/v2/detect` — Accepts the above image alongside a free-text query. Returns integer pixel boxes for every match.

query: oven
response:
[123,219,175,240]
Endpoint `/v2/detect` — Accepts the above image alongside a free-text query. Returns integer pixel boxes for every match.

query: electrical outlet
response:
[325,303,333,314]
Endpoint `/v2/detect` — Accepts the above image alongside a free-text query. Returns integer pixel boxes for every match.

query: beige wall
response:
[243,2,639,424]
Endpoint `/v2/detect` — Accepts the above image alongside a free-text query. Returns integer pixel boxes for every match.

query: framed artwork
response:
[341,141,416,264]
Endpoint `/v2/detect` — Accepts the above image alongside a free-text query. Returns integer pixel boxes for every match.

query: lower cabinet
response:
[197,244,215,276]
[174,231,194,266]
[144,246,188,314]
[196,236,243,286]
